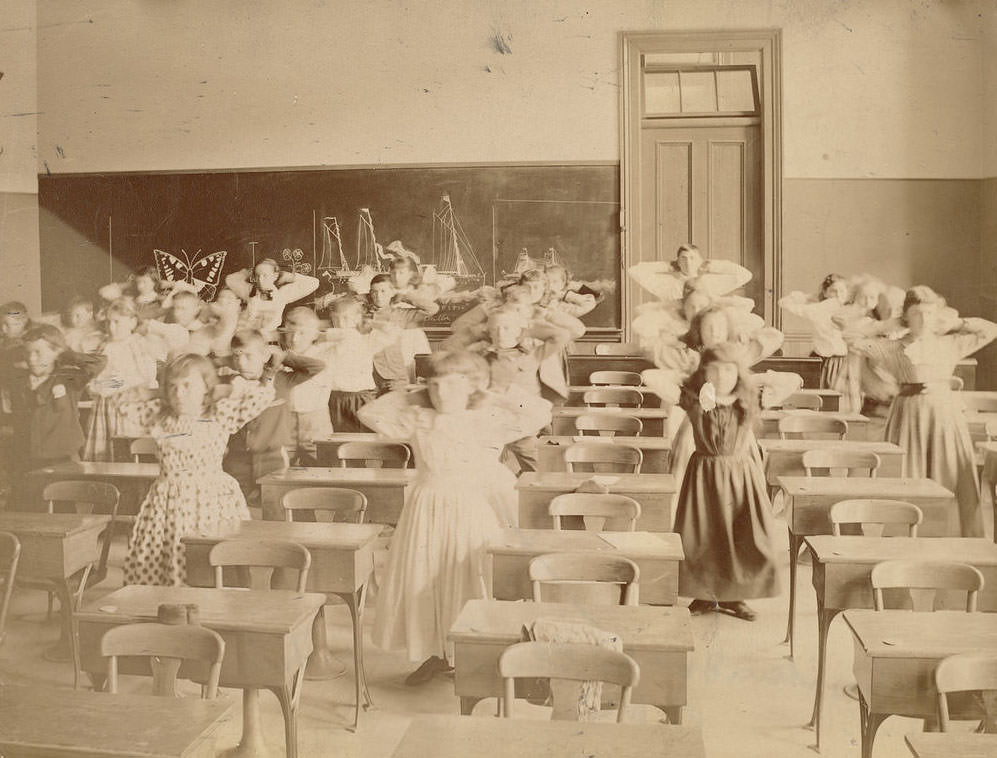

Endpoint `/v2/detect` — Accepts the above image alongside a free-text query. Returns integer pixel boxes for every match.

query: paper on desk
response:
[598,532,666,552]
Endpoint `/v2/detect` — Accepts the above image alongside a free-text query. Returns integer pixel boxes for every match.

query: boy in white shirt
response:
[282,306,336,465]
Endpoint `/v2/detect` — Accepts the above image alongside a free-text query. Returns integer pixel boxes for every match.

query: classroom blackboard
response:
[38,163,622,332]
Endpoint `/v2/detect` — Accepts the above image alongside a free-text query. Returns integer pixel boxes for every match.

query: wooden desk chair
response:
[563,442,642,475]
[588,371,643,387]
[336,441,411,469]
[949,375,965,392]
[549,493,642,532]
[529,552,640,606]
[26,481,121,619]
[779,393,822,411]
[583,388,643,409]
[129,436,159,462]
[498,641,640,722]
[209,539,312,592]
[0,532,20,647]
[871,560,984,612]
[802,449,880,478]
[593,343,642,356]
[575,414,643,438]
[935,651,997,733]
[778,415,848,440]
[281,487,368,524]
[830,499,923,537]
[100,622,225,698]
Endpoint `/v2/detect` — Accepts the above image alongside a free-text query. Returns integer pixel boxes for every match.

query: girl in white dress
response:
[357,351,551,684]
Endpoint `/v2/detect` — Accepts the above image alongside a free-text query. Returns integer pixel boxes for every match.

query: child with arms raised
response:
[357,351,551,684]
[226,258,319,342]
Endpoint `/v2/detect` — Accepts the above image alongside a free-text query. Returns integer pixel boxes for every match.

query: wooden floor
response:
[3,525,981,758]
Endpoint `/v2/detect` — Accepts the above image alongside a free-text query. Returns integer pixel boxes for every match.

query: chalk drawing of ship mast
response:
[356,208,389,272]
[317,216,349,284]
[431,194,484,285]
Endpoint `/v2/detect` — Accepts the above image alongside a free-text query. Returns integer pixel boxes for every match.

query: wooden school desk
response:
[392,715,705,758]
[566,384,662,408]
[448,599,694,724]
[843,609,997,758]
[314,433,413,467]
[25,460,159,518]
[758,439,905,485]
[0,684,234,758]
[77,585,325,758]
[0,512,109,681]
[804,536,997,748]
[758,409,871,440]
[258,466,417,523]
[550,406,669,437]
[537,435,671,473]
[776,476,957,659]
[516,471,678,532]
[488,528,684,606]
[905,733,997,758]
[183,519,383,730]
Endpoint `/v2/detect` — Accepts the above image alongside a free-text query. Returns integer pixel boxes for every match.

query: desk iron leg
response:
[857,690,887,758]
[782,531,805,659]
[273,679,302,758]
[807,605,840,749]
[339,582,373,732]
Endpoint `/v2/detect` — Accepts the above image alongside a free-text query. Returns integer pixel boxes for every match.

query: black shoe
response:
[404,656,449,686]
[718,601,757,621]
[687,599,718,615]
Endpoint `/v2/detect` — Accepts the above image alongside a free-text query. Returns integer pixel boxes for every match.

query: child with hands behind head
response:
[119,353,276,586]
[226,258,319,342]
[357,350,551,685]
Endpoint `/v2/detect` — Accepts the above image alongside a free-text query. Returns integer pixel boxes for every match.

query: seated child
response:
[60,296,103,354]
[145,288,211,358]
[366,274,432,393]
[222,329,326,507]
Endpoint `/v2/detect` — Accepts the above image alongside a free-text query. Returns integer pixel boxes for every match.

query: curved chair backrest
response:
[498,641,640,721]
[582,388,643,409]
[129,436,159,462]
[564,442,642,475]
[42,480,121,584]
[935,651,997,732]
[549,493,642,532]
[529,552,640,606]
[778,415,848,440]
[802,449,880,478]
[871,560,984,612]
[100,622,225,698]
[593,343,642,356]
[948,375,965,392]
[209,539,311,592]
[830,499,923,538]
[575,414,643,438]
[779,392,822,411]
[0,532,21,647]
[281,487,368,524]
[986,419,997,442]
[588,371,643,387]
[336,441,411,469]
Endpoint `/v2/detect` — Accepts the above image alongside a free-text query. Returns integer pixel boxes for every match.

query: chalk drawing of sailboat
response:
[317,216,349,284]
[431,194,485,286]
[357,208,389,273]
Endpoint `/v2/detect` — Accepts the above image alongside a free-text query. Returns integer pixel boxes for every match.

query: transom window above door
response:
[642,59,759,118]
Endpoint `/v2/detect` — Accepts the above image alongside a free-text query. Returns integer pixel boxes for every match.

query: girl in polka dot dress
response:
[120,353,275,586]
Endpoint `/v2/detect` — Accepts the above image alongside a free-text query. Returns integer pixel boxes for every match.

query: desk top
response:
[489,528,684,559]
[758,439,904,455]
[0,512,110,537]
[905,732,997,758]
[393,715,703,758]
[449,599,694,652]
[540,435,671,451]
[77,585,325,634]
[27,460,161,480]
[258,466,418,486]
[0,684,233,758]
[843,609,997,659]
[181,519,384,550]
[759,409,869,424]
[316,433,408,445]
[552,406,670,418]
[517,471,678,494]
[777,476,954,500]
[806,536,997,566]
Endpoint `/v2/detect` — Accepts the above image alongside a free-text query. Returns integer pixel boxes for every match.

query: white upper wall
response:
[37,0,986,178]
[1,0,38,194]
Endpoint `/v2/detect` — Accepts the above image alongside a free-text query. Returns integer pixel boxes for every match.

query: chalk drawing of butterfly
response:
[281,248,312,275]
[154,249,228,301]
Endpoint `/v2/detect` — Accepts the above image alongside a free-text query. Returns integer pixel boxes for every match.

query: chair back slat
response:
[575,414,643,438]
[802,450,880,479]
[281,487,368,523]
[549,493,641,532]
[829,499,922,538]
[582,389,643,409]
[209,539,312,592]
[529,552,640,606]
[871,560,984,612]
[778,415,847,440]
[935,652,997,732]
[129,436,159,462]
[779,392,823,411]
[593,343,642,356]
[336,441,411,469]
[588,371,643,387]
[563,443,642,474]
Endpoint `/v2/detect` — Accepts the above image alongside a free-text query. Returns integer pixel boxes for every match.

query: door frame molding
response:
[620,29,783,333]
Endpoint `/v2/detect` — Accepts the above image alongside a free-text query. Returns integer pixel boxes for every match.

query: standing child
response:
[366,274,432,393]
[226,259,319,342]
[323,296,401,433]
[82,298,162,461]
[357,351,551,684]
[222,330,325,507]
[0,325,106,496]
[282,306,336,465]
[674,346,780,620]
[120,353,275,586]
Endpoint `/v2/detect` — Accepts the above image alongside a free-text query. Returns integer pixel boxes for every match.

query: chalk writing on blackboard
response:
[153,248,227,301]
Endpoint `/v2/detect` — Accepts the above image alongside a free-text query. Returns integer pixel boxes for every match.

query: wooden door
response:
[635,124,763,311]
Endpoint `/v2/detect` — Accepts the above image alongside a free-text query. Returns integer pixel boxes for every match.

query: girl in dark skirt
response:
[674,345,780,621]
